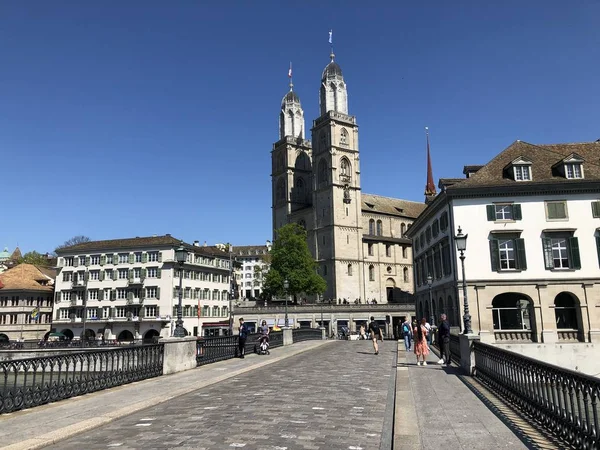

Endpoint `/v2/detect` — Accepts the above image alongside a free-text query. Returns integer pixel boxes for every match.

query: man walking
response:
[437,314,451,366]
[368,316,383,355]
[238,317,248,358]
[401,317,412,352]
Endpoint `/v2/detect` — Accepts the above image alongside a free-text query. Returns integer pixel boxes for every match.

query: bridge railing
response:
[473,340,600,449]
[432,332,461,364]
[196,331,287,366]
[292,328,322,343]
[0,344,164,414]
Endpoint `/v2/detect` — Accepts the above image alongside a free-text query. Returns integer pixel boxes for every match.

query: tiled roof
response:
[10,247,22,260]
[361,194,426,219]
[450,140,600,190]
[56,235,183,254]
[231,245,270,257]
[0,264,54,292]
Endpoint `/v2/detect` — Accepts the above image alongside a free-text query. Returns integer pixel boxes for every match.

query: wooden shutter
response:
[128,270,133,282]
[85,256,90,266]
[592,201,600,218]
[489,239,500,271]
[513,204,522,220]
[568,237,581,270]
[127,291,133,301]
[542,238,554,270]
[100,255,106,266]
[99,290,104,301]
[112,270,118,281]
[141,268,146,279]
[142,253,148,263]
[515,238,527,270]
[113,254,119,265]
[128,253,134,264]
[100,271,105,281]
[157,287,160,299]
[110,290,116,300]
[596,237,600,267]
[486,205,496,221]
[157,252,162,262]
[157,268,161,279]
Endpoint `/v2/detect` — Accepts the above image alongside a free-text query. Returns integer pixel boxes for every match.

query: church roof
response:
[322,61,343,80]
[0,247,10,260]
[282,90,301,105]
[361,194,426,219]
[10,247,22,260]
[0,263,54,292]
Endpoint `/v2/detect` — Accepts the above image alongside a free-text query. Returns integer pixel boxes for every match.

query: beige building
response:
[271,50,425,304]
[0,264,55,342]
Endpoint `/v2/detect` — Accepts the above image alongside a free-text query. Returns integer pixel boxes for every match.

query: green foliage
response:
[263,223,326,299]
[18,251,51,266]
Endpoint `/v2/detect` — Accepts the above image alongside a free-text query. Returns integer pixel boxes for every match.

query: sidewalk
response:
[0,340,332,450]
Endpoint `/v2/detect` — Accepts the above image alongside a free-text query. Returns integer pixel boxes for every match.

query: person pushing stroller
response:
[257,320,270,355]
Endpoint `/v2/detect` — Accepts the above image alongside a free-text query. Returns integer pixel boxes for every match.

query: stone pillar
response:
[459,334,480,375]
[320,327,327,340]
[162,337,198,375]
[283,328,293,346]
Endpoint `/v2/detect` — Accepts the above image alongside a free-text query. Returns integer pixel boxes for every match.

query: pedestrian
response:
[401,318,412,351]
[359,324,366,340]
[424,319,432,350]
[238,317,248,358]
[368,316,383,355]
[413,318,429,366]
[437,314,451,366]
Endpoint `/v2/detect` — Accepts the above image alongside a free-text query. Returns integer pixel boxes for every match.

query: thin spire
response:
[425,127,436,200]
[329,29,335,61]
[288,62,293,91]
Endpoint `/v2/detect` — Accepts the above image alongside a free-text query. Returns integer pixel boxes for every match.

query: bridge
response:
[1,331,580,449]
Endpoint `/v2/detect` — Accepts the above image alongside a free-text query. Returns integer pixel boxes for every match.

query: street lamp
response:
[173,244,187,338]
[283,279,289,328]
[228,245,234,336]
[426,274,435,327]
[454,226,472,334]
[318,293,324,329]
[81,268,89,347]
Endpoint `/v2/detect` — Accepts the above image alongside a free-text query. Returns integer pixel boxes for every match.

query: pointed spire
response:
[288,62,293,91]
[424,127,436,203]
[329,29,335,62]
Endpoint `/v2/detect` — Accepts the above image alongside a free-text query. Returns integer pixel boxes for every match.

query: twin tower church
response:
[271,49,426,303]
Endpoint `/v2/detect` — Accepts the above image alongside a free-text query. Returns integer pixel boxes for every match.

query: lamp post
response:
[81,268,89,347]
[454,226,472,334]
[318,293,324,329]
[173,244,187,338]
[229,245,234,336]
[283,279,289,328]
[426,274,434,327]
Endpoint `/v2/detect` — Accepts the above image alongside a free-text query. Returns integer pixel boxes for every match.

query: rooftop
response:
[0,264,54,292]
[361,194,426,219]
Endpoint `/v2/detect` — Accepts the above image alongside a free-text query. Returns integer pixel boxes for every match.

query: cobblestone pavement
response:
[45,340,396,450]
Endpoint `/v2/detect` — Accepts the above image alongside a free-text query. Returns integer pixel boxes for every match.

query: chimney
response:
[424,127,437,204]
[193,240,200,247]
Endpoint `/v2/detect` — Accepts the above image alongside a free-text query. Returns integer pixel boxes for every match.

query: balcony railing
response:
[127,278,145,286]
[557,329,583,342]
[71,280,87,289]
[126,298,143,306]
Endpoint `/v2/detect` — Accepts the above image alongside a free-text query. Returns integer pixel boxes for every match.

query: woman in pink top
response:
[413,318,429,366]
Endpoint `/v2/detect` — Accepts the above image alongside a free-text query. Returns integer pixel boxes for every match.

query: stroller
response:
[255,334,270,355]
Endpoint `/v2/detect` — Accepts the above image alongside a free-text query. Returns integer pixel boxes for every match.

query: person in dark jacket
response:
[238,317,248,358]
[437,314,451,366]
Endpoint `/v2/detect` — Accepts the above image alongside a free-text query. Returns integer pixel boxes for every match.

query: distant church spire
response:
[424,127,437,204]
[279,62,305,140]
[320,29,348,116]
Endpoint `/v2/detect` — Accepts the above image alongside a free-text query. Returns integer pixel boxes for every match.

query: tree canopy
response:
[17,251,52,267]
[263,223,326,299]
[55,235,91,252]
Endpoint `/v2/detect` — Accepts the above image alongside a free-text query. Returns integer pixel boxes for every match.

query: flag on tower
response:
[329,30,333,44]
[288,62,292,78]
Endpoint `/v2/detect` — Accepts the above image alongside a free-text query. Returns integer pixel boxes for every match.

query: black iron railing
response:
[292,328,322,343]
[196,331,286,366]
[0,344,163,414]
[0,340,158,351]
[473,341,600,449]
[432,333,461,364]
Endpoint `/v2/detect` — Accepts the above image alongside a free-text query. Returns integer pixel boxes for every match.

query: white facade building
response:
[230,243,272,302]
[407,139,600,345]
[53,235,232,340]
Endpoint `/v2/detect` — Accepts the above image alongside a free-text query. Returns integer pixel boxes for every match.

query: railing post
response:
[321,327,327,340]
[459,333,480,375]
[283,328,293,346]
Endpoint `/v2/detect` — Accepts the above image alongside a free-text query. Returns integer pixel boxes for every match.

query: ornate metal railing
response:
[473,341,600,449]
[292,328,322,343]
[267,331,283,349]
[196,331,285,366]
[0,345,163,414]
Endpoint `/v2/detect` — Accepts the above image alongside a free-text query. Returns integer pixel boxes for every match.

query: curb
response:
[1,340,334,450]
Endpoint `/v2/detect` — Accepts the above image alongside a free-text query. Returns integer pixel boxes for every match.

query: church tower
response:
[311,49,363,301]
[272,71,313,237]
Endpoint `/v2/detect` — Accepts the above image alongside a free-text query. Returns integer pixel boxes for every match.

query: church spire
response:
[320,29,348,116]
[279,62,305,140]
[424,127,437,204]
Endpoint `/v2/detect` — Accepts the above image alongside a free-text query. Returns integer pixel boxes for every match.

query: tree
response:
[17,251,51,266]
[55,235,91,252]
[263,223,326,300]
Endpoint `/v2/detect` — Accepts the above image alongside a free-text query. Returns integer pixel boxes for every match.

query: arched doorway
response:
[144,329,160,341]
[386,278,396,302]
[117,330,134,341]
[83,329,96,340]
[61,329,74,340]
[554,292,583,342]
[0,333,9,344]
[491,293,536,342]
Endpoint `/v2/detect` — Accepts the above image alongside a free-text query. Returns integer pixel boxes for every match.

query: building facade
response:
[0,264,55,342]
[53,235,232,340]
[230,243,272,302]
[271,50,425,303]
[407,139,600,345]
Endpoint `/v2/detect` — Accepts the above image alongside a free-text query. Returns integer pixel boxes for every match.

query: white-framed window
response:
[495,204,513,221]
[76,291,85,301]
[146,287,157,298]
[91,255,100,265]
[117,288,127,299]
[148,252,159,262]
[88,290,99,301]
[133,268,141,279]
[115,307,127,318]
[514,165,531,181]
[105,254,113,264]
[62,291,72,301]
[79,256,86,266]
[147,267,158,278]
[118,253,129,264]
[90,270,100,281]
[135,252,142,263]
[118,269,129,279]
[64,257,74,267]
[105,269,113,279]
[87,308,97,319]
[212,306,219,316]
[545,201,568,220]
[102,307,110,319]
[145,306,157,317]
[63,272,73,282]
[104,289,111,301]
[565,163,583,179]
[542,233,580,270]
[498,239,516,270]
[59,309,69,319]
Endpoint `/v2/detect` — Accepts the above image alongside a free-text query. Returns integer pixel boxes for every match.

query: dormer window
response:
[553,153,585,180]
[505,157,532,182]
[565,163,583,179]
[514,165,531,181]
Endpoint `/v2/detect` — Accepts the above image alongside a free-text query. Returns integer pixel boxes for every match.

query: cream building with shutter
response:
[53,235,232,340]
[271,50,425,305]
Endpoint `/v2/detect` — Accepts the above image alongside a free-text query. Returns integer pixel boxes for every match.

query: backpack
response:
[370,321,380,334]
[403,323,410,333]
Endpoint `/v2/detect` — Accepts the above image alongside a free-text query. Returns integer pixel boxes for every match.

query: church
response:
[271,49,426,304]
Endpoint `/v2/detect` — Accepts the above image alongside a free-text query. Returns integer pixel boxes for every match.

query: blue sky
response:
[2,1,599,254]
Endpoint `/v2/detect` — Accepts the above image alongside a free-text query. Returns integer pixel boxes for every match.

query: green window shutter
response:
[596,237,600,267]
[99,290,104,301]
[489,239,500,271]
[84,271,89,282]
[157,287,161,299]
[110,290,116,300]
[128,254,134,264]
[100,271,105,281]
[173,288,177,298]
[128,270,133,282]
[568,237,581,270]
[112,270,118,281]
[100,255,105,266]
[142,253,148,263]
[141,268,146,278]
[486,205,496,221]
[157,268,161,279]
[515,238,527,270]
[85,256,90,266]
[113,254,119,265]
[158,252,163,262]
[513,204,522,220]
[592,201,600,218]
[127,291,133,301]
[542,238,554,270]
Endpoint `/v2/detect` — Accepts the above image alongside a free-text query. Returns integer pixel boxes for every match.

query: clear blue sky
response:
[2,1,599,254]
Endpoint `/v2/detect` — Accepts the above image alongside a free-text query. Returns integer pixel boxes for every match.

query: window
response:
[347,264,352,276]
[88,290,98,301]
[212,306,219,317]
[376,220,382,236]
[90,270,100,280]
[545,201,568,220]
[369,219,375,235]
[79,256,86,266]
[118,253,129,264]
[64,257,74,267]
[62,272,72,282]
[105,269,113,280]
[514,165,531,181]
[492,295,532,331]
[91,255,100,265]
[425,227,432,243]
[489,235,526,271]
[386,266,392,274]
[148,252,160,262]
[105,254,113,264]
[400,223,406,236]
[402,246,407,259]
[339,128,348,146]
[59,309,69,319]
[565,163,583,179]
[118,269,128,279]
[117,288,127,299]
[554,293,579,330]
[368,243,373,256]
[87,308,97,319]
[403,267,409,282]
[318,159,328,185]
[385,245,391,257]
[542,233,580,270]
[115,307,127,318]
[432,220,439,238]
[592,201,600,218]
[135,252,142,263]
[147,268,157,278]
[487,204,522,221]
[62,291,72,301]
[145,306,157,318]
[439,213,448,231]
[368,265,375,281]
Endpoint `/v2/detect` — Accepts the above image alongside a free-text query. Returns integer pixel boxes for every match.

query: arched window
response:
[401,223,406,236]
[276,178,285,201]
[331,82,338,111]
[347,264,352,276]
[369,219,375,235]
[555,292,579,330]
[339,128,348,146]
[403,267,409,282]
[294,177,305,202]
[318,159,328,185]
[492,293,533,331]
[295,152,310,171]
[288,110,295,137]
[368,265,375,281]
[376,220,383,236]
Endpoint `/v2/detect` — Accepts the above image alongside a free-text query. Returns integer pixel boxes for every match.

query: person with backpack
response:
[401,318,412,352]
[368,316,383,355]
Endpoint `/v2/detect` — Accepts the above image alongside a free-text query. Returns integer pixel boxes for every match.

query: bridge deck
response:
[1,340,552,450]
